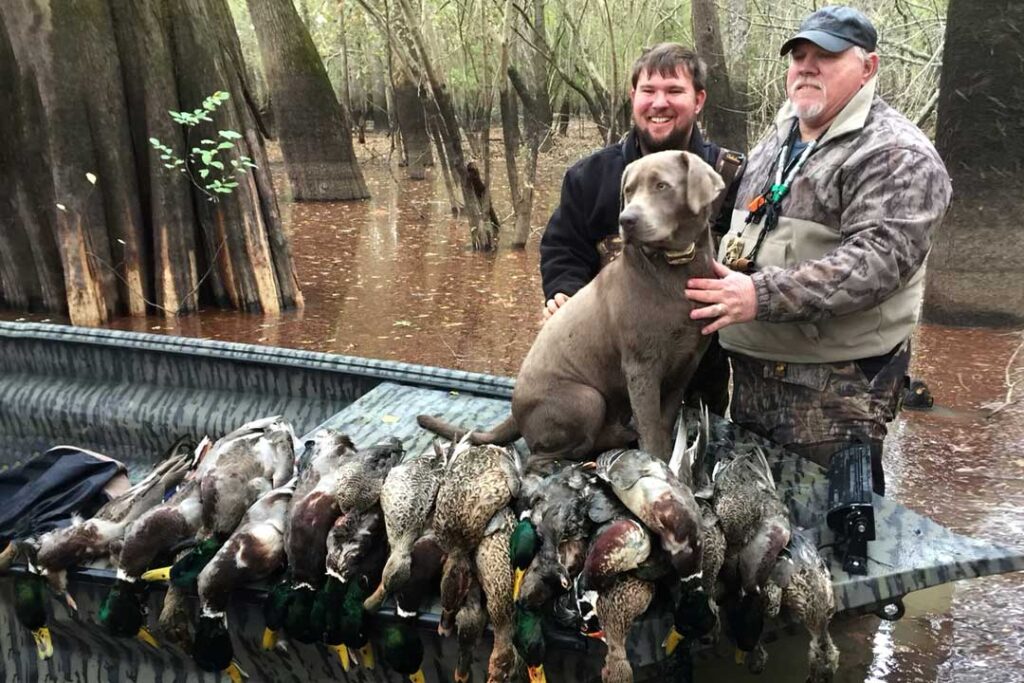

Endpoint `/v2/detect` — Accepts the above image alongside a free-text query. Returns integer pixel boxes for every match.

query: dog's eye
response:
[655,181,669,191]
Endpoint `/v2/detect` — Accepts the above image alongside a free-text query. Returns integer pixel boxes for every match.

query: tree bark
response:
[394,75,434,180]
[922,0,1024,326]
[692,0,747,152]
[0,0,302,323]
[246,0,369,201]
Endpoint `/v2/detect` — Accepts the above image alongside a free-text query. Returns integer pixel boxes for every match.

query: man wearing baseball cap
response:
[684,6,952,494]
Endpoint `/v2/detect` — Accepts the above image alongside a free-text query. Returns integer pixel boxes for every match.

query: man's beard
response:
[637,123,691,154]
[789,79,826,121]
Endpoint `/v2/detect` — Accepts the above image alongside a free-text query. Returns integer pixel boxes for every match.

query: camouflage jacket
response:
[718,78,952,363]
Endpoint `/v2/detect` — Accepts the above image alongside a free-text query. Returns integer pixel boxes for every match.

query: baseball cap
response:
[780,5,878,56]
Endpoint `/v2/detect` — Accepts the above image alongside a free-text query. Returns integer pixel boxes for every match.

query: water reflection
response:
[3,134,1023,682]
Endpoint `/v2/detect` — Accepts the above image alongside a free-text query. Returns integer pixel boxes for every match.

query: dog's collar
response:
[662,242,696,265]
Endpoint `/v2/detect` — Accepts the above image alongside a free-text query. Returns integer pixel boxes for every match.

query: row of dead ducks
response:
[1,409,838,683]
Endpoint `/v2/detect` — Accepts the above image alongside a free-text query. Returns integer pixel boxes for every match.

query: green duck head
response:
[314,575,350,645]
[99,580,146,638]
[14,572,54,659]
[192,611,233,673]
[170,538,222,588]
[381,619,425,683]
[513,603,546,682]
[262,579,292,650]
[510,518,538,601]
[284,582,323,644]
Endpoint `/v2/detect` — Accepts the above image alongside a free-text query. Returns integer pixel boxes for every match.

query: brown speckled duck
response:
[595,574,654,683]
[475,506,517,683]
[782,531,838,683]
[365,441,446,612]
[432,438,521,637]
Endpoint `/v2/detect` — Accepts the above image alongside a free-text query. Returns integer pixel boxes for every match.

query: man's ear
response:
[682,151,726,216]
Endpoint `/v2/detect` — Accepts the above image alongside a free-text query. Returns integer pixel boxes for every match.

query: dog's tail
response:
[416,414,520,445]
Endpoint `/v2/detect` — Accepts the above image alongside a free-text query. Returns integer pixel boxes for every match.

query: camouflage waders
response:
[729,341,910,494]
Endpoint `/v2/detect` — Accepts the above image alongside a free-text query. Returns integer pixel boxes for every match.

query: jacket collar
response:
[774,76,877,146]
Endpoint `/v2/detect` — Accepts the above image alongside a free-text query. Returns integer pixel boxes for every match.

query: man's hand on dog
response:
[542,292,571,323]
[686,260,756,335]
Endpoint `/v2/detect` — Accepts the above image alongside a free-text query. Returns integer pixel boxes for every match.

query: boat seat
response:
[304,381,526,457]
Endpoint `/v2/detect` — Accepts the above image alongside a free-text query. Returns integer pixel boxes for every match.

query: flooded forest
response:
[2,0,1023,681]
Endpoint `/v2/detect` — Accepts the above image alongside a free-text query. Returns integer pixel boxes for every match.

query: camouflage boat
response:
[1,321,1021,682]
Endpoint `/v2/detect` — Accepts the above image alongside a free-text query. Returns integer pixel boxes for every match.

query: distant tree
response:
[0,0,302,325]
[692,0,747,151]
[246,0,369,201]
[923,0,1023,326]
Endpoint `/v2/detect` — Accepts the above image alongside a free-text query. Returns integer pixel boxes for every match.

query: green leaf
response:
[160,154,170,160]
[210,161,224,170]
[217,142,234,150]
[199,169,209,179]
[164,164,174,169]
[149,137,161,146]
[201,152,213,165]
[218,130,242,140]
[200,139,216,145]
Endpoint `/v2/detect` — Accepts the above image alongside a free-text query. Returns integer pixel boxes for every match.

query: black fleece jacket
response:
[540,127,741,300]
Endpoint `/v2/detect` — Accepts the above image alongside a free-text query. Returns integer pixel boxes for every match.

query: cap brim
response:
[780,30,856,56]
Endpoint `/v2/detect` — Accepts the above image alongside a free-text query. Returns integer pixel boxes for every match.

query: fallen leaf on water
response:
[381,415,398,424]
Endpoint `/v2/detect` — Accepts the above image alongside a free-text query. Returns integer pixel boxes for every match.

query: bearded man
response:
[684,6,952,493]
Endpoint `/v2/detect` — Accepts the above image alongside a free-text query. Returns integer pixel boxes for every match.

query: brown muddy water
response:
[9,131,1024,682]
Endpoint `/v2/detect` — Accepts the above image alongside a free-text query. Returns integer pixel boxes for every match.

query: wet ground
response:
[7,130,1024,681]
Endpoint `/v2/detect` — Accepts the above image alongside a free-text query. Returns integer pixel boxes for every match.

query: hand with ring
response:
[685,261,758,335]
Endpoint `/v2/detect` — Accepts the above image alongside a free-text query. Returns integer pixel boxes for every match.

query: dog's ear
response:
[619,162,634,215]
[680,151,726,216]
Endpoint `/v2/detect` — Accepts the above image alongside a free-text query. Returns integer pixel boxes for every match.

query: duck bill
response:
[662,626,684,655]
[140,566,171,582]
[735,648,747,665]
[513,568,525,601]
[584,630,605,643]
[31,627,54,660]
[454,667,470,683]
[359,642,375,669]
[225,660,249,683]
[136,626,160,649]
[528,664,547,683]
[261,627,278,650]
[409,669,426,683]
[331,643,351,671]
[363,583,386,613]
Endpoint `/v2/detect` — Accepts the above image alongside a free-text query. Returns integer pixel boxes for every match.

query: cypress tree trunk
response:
[922,0,1024,326]
[246,0,369,201]
[692,0,747,152]
[0,0,302,324]
[394,76,434,180]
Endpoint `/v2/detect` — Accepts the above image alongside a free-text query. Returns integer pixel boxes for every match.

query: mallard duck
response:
[13,558,54,660]
[278,429,356,644]
[333,438,405,513]
[381,534,445,683]
[157,418,296,589]
[475,507,517,683]
[509,517,538,602]
[581,518,651,591]
[663,505,725,656]
[512,603,546,683]
[595,574,654,683]
[318,505,386,670]
[99,475,204,645]
[365,441,445,612]
[454,577,486,683]
[782,531,838,683]
[191,481,294,679]
[432,439,520,636]
[594,448,702,578]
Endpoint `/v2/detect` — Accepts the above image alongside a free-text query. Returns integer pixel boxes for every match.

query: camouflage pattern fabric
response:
[728,341,910,477]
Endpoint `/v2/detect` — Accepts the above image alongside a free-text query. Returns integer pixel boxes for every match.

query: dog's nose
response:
[619,210,638,232]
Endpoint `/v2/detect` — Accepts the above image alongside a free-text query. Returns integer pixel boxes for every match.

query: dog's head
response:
[618,150,725,250]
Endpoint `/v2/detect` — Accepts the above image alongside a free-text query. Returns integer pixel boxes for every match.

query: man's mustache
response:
[791,79,825,92]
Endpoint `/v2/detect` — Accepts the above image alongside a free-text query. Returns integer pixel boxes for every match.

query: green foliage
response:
[148,91,257,202]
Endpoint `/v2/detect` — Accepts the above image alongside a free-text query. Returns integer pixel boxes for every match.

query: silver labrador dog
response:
[419,150,725,472]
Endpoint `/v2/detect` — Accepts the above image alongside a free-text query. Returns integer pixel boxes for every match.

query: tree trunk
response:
[246,0,369,201]
[922,0,1024,326]
[556,95,571,136]
[530,0,554,152]
[0,0,302,324]
[692,0,747,152]
[394,76,434,180]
